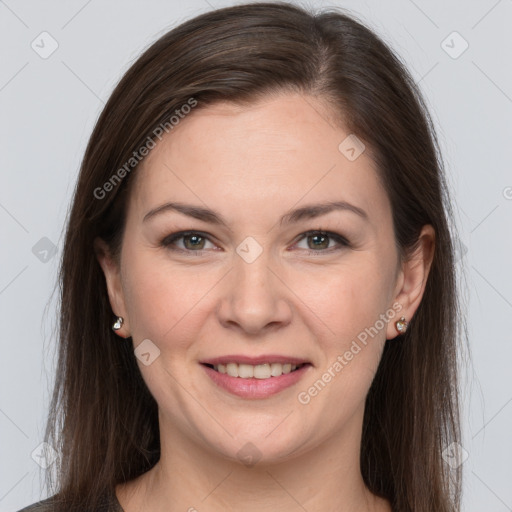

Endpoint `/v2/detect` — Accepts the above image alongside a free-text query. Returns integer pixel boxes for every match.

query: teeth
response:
[213,362,302,379]
[239,364,254,378]
[270,363,283,377]
[226,363,238,377]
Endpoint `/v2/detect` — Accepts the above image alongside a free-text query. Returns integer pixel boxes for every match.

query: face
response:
[97,93,430,465]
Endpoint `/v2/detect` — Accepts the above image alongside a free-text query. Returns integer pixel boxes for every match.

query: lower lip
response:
[202,364,312,399]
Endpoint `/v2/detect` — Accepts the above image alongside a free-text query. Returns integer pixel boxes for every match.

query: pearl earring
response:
[395,316,408,334]
[112,316,124,331]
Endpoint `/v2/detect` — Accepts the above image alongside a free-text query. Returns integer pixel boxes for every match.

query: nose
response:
[216,249,293,336]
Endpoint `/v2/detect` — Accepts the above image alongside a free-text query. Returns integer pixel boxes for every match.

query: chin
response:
[206,425,314,468]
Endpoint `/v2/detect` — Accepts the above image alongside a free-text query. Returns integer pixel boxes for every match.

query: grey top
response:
[17,491,124,512]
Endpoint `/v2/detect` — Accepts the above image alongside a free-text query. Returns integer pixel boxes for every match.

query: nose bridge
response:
[234,242,273,298]
[217,236,291,333]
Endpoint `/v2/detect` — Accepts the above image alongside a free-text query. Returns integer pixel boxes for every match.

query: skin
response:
[95,92,435,512]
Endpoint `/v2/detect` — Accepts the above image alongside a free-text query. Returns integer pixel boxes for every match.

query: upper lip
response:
[200,355,311,366]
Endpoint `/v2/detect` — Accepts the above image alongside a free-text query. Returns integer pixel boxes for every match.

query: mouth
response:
[200,357,312,399]
[202,362,308,379]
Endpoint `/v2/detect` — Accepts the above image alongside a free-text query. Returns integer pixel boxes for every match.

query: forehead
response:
[128,93,389,228]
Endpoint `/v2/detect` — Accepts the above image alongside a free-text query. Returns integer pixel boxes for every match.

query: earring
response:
[395,316,408,334]
[112,316,124,331]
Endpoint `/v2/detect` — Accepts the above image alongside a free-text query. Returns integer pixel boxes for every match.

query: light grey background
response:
[1,0,511,510]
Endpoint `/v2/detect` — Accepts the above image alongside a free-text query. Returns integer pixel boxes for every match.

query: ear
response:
[386,224,435,340]
[94,237,130,338]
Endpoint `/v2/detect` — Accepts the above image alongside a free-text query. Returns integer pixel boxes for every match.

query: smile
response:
[206,362,306,379]
[200,357,312,399]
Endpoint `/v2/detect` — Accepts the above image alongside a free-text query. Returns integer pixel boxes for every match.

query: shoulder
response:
[17,496,56,512]
[17,491,124,512]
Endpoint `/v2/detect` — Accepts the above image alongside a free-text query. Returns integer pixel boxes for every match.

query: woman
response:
[20,2,464,511]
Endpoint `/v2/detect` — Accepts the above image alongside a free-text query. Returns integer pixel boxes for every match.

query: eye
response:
[292,230,350,253]
[160,231,217,253]
[160,229,350,256]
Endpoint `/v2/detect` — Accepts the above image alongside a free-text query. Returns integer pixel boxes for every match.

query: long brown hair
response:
[44,2,464,510]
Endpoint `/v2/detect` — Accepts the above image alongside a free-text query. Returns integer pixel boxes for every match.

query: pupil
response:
[185,235,204,250]
[309,234,328,250]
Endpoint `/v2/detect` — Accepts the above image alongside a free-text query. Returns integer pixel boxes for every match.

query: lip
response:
[201,361,312,400]
[200,354,311,366]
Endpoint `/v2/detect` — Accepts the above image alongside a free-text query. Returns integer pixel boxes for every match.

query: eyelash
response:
[159,230,350,256]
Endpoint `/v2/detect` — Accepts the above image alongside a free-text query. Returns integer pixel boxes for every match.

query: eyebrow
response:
[142,200,369,226]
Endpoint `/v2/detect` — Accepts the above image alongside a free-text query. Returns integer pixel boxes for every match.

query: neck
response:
[116,407,391,512]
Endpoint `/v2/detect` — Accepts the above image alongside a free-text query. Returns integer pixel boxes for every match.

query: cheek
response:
[293,256,395,346]
[121,250,181,339]
[121,248,223,348]
[294,265,392,418]
[290,256,395,407]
